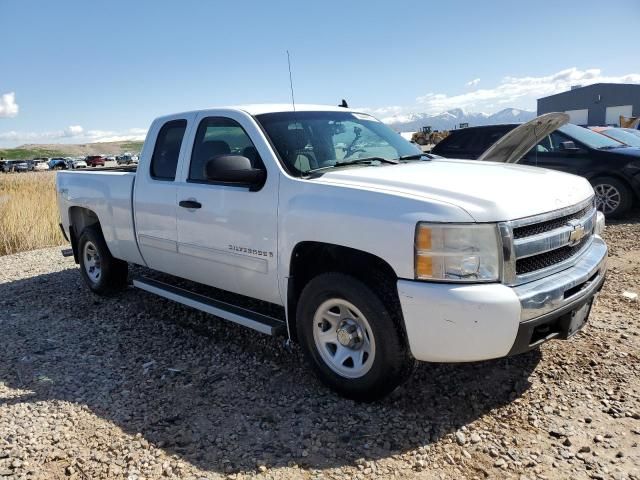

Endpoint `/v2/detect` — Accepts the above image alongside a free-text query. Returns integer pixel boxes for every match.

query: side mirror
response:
[559,141,579,151]
[205,155,266,189]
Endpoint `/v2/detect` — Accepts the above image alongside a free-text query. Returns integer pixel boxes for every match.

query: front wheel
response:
[296,273,415,401]
[591,176,632,218]
[78,225,128,295]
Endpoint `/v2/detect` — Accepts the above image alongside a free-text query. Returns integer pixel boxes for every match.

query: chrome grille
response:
[512,204,592,239]
[515,237,589,275]
[500,197,596,285]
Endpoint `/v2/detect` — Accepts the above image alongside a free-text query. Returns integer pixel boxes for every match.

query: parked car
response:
[49,158,69,170]
[57,105,607,400]
[431,116,640,217]
[0,160,18,172]
[116,154,136,165]
[85,156,106,167]
[31,159,50,171]
[14,161,32,172]
[589,126,640,147]
[71,159,88,169]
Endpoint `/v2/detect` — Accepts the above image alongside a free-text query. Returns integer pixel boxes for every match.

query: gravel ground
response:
[0,215,638,480]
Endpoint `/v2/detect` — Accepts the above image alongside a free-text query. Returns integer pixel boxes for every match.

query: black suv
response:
[432,123,640,217]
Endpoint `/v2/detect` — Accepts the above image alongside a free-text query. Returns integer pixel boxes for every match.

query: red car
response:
[85,156,106,167]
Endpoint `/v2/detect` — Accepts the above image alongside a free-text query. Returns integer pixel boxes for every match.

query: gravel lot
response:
[0,215,638,480]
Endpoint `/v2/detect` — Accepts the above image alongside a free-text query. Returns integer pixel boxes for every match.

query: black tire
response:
[77,225,128,295]
[296,273,415,401]
[591,176,633,218]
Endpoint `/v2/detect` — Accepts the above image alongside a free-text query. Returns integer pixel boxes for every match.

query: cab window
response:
[189,117,262,182]
[150,120,187,180]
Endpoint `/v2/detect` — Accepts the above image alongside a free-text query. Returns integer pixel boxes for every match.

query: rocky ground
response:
[0,215,638,480]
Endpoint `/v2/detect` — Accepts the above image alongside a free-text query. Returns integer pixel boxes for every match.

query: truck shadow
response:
[0,266,541,474]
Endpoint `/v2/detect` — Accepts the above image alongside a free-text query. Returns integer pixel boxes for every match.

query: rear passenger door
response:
[134,115,193,273]
[173,111,280,305]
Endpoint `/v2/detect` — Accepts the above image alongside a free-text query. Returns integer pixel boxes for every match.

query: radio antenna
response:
[286,50,296,112]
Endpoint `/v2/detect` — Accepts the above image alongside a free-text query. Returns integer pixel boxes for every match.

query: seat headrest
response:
[199,140,231,160]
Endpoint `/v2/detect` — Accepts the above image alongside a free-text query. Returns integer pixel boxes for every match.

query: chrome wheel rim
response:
[83,241,102,284]
[594,183,621,215]
[312,298,375,379]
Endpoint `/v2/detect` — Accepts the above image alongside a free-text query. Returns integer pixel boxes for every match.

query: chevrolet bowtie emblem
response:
[567,220,586,246]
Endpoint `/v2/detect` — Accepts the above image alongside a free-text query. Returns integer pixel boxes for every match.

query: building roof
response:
[538,83,640,101]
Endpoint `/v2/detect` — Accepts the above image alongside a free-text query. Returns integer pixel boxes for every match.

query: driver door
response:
[521,131,585,175]
[173,112,280,305]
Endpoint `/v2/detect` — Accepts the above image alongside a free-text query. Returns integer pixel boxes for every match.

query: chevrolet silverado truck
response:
[56,106,608,400]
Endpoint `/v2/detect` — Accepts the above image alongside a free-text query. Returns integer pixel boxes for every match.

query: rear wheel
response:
[296,273,415,401]
[78,226,128,295]
[591,176,632,218]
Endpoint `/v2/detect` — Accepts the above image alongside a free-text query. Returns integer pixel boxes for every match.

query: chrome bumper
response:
[514,235,608,322]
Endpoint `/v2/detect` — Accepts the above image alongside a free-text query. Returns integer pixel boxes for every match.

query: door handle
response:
[179,200,202,209]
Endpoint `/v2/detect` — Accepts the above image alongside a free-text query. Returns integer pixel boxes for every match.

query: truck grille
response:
[512,204,592,239]
[515,238,589,275]
[501,198,596,285]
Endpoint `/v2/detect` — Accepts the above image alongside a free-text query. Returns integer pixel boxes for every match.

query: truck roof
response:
[236,104,356,115]
[155,104,359,121]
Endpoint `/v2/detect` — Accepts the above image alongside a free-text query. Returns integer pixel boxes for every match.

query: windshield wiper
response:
[599,145,627,150]
[304,157,399,176]
[337,157,399,166]
[398,153,429,160]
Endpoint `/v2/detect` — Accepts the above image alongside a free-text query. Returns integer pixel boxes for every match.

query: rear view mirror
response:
[205,155,266,189]
[559,141,579,151]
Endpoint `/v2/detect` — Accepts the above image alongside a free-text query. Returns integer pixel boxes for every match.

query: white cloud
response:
[65,125,84,136]
[360,67,640,123]
[0,92,19,118]
[416,68,640,114]
[466,78,481,87]
[0,126,147,146]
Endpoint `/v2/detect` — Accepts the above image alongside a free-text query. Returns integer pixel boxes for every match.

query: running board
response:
[133,277,286,336]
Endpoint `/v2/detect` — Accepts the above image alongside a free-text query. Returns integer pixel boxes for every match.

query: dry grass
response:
[0,172,65,256]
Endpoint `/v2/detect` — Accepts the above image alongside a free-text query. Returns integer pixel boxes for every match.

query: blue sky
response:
[1,0,639,146]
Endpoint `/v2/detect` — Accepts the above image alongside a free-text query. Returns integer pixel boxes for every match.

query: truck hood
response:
[313,159,594,222]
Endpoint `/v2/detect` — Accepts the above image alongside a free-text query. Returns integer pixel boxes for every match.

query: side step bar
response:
[133,277,286,336]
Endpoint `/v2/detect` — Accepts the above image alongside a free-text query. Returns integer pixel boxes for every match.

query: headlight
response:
[415,223,501,282]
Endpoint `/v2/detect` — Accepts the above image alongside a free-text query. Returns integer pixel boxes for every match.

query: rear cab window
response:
[150,120,187,180]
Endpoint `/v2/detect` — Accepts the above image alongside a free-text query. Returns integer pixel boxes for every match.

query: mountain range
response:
[386,108,536,132]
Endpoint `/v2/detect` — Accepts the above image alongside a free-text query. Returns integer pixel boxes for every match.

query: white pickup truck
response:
[57,105,608,400]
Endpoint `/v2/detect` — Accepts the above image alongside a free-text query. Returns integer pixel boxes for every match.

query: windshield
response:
[559,123,623,149]
[602,128,640,147]
[255,111,421,176]
[622,128,640,138]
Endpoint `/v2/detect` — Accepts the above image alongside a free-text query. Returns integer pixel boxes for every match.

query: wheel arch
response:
[286,241,408,344]
[68,207,103,263]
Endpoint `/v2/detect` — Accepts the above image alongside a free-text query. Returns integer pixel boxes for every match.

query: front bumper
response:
[397,236,607,362]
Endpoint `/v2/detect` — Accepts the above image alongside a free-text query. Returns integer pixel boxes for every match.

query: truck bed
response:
[73,165,137,173]
[56,169,145,265]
